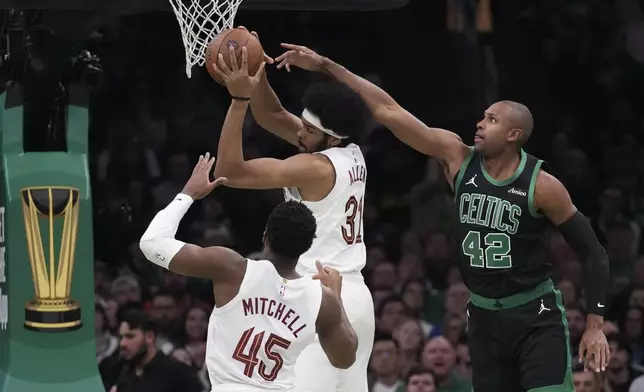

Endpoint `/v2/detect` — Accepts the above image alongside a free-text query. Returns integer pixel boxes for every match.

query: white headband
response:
[301,108,349,140]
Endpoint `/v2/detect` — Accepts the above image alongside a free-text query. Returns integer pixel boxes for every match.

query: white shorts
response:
[294,273,375,392]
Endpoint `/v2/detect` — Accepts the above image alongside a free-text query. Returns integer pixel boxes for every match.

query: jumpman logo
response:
[538,299,550,315]
[466,174,478,187]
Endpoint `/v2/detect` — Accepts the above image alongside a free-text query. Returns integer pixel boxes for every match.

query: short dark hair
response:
[152,288,178,301]
[572,363,587,373]
[265,201,317,259]
[405,364,435,384]
[302,81,370,140]
[120,309,156,334]
[116,301,143,323]
[607,332,630,356]
[374,332,398,349]
[376,295,407,318]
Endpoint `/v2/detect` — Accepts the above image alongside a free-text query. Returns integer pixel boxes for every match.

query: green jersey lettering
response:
[458,192,522,235]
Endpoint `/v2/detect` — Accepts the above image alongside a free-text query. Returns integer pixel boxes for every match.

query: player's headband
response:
[302,108,349,140]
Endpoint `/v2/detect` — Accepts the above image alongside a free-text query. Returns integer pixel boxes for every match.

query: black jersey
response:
[452,148,552,299]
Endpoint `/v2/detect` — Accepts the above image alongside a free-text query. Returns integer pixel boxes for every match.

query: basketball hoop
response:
[167,0,243,77]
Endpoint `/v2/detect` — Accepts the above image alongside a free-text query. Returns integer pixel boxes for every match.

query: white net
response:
[168,0,244,77]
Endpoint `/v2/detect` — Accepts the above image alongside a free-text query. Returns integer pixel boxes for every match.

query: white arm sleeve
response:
[139,194,194,269]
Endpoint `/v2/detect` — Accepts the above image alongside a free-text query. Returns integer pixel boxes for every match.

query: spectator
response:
[96,302,119,364]
[404,364,437,392]
[454,336,471,382]
[376,296,408,335]
[370,334,405,392]
[110,275,141,307]
[557,278,581,307]
[566,304,587,359]
[618,306,644,366]
[400,279,434,335]
[606,333,643,392]
[177,305,210,369]
[572,363,610,392]
[100,309,202,392]
[149,289,181,355]
[393,318,426,377]
[371,261,398,291]
[420,336,471,392]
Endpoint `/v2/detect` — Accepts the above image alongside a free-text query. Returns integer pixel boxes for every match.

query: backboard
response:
[1,0,409,11]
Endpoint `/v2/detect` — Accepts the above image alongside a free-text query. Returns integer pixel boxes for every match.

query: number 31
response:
[342,196,364,245]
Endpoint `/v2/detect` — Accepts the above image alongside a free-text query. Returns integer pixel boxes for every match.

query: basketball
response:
[205,28,264,85]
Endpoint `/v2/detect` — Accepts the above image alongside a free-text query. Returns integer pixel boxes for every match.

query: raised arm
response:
[231,27,301,146]
[139,154,246,284]
[214,99,330,189]
[249,72,302,146]
[313,262,358,369]
[212,48,330,190]
[533,170,610,372]
[275,44,470,180]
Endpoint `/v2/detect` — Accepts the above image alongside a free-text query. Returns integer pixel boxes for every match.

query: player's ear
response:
[507,128,522,143]
[145,330,155,344]
[327,136,341,148]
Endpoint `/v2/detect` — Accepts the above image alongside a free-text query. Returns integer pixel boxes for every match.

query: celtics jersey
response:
[453,148,552,299]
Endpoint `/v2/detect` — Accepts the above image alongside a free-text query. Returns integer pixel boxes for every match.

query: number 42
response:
[462,230,513,269]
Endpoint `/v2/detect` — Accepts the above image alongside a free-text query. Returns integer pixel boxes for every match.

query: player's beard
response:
[121,344,149,365]
[299,135,331,153]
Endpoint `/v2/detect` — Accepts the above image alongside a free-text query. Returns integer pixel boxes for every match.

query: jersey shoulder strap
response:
[453,147,477,195]
[525,153,549,218]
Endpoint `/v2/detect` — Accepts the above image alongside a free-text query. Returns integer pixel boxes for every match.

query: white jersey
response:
[206,259,323,392]
[284,143,367,275]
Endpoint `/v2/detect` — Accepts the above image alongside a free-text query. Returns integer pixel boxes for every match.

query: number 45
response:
[232,327,291,382]
[462,230,513,269]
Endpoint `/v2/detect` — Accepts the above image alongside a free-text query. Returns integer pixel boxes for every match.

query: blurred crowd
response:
[89,0,644,391]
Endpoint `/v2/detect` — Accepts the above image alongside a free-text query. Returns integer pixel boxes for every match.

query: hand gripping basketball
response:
[275,44,325,73]
[213,45,266,99]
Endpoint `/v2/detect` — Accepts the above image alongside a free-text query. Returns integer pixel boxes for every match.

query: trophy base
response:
[24,300,82,332]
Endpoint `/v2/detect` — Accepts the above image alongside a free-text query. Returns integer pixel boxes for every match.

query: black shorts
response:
[467,281,574,392]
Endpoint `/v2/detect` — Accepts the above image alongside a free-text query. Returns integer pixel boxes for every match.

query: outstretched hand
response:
[181,152,227,200]
[212,46,266,98]
[578,326,610,373]
[236,26,275,65]
[275,44,325,73]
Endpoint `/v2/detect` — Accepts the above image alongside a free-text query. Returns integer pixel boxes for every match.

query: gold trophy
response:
[21,186,82,332]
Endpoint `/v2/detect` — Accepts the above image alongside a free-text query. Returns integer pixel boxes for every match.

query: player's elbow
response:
[331,336,359,369]
[213,163,230,179]
[213,161,242,181]
[139,238,154,262]
[329,350,356,370]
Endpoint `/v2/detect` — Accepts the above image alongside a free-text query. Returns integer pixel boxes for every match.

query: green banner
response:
[0,86,103,392]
